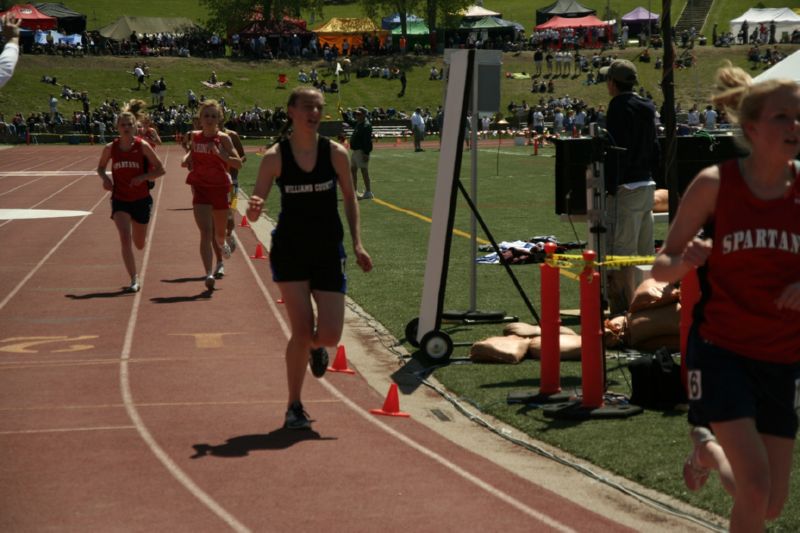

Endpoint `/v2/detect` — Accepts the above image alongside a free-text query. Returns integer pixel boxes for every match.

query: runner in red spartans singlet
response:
[696,160,800,364]
[186,131,231,187]
[111,137,149,202]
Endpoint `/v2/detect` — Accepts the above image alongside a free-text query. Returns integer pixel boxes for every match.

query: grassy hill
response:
[3,44,798,124]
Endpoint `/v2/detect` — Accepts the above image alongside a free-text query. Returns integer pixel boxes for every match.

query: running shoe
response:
[204,275,216,291]
[214,262,225,279]
[284,401,312,430]
[683,426,714,491]
[309,347,329,378]
[227,235,236,254]
[360,191,374,200]
[221,241,232,259]
[125,280,140,293]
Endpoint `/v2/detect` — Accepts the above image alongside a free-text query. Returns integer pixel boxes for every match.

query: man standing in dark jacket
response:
[600,59,660,313]
[345,106,374,199]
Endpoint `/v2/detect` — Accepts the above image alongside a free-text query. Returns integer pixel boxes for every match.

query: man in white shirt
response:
[0,15,21,89]
[702,105,718,130]
[133,64,145,90]
[410,108,425,152]
[686,104,700,129]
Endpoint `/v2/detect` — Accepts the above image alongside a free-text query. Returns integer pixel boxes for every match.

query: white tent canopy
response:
[754,49,800,83]
[459,5,501,18]
[729,8,800,39]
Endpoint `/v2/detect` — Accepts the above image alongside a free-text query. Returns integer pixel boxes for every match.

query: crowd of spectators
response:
[1,12,794,144]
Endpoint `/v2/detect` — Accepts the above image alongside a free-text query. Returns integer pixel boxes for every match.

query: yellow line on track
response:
[371,197,490,245]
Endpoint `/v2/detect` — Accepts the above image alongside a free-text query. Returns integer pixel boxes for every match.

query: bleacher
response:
[340,119,411,139]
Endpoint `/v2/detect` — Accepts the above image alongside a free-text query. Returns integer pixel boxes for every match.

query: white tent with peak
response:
[754,49,800,84]
[459,5,502,18]
[729,8,800,40]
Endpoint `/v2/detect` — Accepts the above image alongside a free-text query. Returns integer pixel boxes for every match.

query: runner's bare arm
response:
[96,143,113,191]
[217,133,242,170]
[652,166,719,283]
[332,140,372,273]
[134,142,165,186]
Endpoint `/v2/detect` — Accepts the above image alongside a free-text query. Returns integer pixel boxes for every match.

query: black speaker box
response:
[554,135,745,215]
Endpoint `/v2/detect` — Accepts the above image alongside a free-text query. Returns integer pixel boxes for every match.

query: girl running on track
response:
[183,100,242,291]
[247,86,372,430]
[219,115,246,268]
[96,111,165,293]
[652,65,800,531]
[128,99,162,149]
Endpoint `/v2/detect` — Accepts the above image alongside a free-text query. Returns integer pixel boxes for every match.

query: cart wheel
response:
[405,318,420,348]
[420,330,453,362]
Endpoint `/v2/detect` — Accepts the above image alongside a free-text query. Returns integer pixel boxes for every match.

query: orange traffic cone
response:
[240,215,250,228]
[327,345,356,374]
[250,243,267,259]
[370,383,410,417]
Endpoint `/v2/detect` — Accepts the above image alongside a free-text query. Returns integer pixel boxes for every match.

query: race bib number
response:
[688,370,702,401]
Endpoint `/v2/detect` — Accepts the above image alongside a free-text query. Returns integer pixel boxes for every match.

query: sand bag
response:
[528,335,582,361]
[632,335,681,352]
[503,322,578,337]
[470,335,529,364]
[653,188,669,213]
[627,303,681,347]
[629,278,680,313]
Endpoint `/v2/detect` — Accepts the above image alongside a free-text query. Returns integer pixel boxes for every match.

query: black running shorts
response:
[686,328,800,439]
[269,235,347,293]
[111,196,153,225]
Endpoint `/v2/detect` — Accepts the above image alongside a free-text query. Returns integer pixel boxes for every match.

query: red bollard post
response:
[679,270,700,391]
[580,250,604,409]
[539,242,561,395]
[533,136,539,156]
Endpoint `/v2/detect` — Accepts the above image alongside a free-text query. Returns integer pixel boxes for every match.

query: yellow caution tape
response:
[548,253,656,270]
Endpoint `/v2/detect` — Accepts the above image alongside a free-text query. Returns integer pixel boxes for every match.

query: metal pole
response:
[469,54,479,312]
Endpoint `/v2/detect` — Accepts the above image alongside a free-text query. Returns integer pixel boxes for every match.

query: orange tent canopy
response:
[314,17,388,51]
[535,14,609,30]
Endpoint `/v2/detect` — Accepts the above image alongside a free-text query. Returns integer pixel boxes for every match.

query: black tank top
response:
[274,136,343,243]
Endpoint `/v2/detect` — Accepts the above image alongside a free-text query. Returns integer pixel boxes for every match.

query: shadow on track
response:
[161,276,207,284]
[191,429,337,458]
[150,291,213,303]
[65,288,134,299]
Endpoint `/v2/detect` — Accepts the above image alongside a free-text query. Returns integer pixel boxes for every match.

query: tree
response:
[200,0,323,35]
[360,0,421,39]
[427,0,470,50]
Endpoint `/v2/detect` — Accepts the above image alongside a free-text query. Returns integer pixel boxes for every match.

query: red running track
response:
[0,144,671,532]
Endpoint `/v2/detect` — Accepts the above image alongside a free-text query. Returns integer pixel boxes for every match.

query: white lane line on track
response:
[236,233,577,533]
[0,175,49,197]
[0,171,96,176]
[0,193,108,312]
[0,175,87,229]
[0,209,93,220]
[0,425,135,435]
[117,151,251,533]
